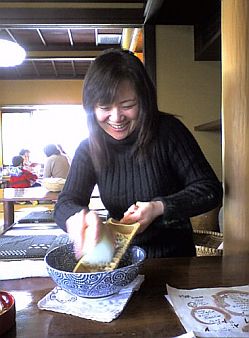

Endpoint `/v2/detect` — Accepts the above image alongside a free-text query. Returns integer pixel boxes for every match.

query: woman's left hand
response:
[120,200,164,233]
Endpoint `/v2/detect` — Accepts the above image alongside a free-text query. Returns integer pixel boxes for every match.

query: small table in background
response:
[0,187,59,232]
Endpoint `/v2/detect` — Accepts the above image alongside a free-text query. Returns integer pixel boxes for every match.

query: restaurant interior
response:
[0,0,222,228]
[0,1,249,337]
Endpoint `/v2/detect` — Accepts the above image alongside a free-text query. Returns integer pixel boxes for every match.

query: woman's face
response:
[94,80,139,140]
[23,152,30,163]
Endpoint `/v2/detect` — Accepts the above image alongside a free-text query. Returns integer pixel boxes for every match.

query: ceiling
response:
[0,1,146,80]
[0,0,221,80]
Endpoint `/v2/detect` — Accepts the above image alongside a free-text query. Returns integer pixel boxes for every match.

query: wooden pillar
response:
[222,0,249,255]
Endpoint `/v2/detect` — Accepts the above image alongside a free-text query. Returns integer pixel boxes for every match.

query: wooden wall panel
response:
[222,0,249,254]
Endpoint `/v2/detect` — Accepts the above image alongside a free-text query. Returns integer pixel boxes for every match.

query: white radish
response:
[81,212,115,265]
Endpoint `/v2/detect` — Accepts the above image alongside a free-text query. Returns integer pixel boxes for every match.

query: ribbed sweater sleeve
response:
[152,116,223,222]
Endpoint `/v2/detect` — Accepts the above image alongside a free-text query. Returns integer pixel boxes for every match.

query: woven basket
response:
[43,178,66,192]
[193,229,223,256]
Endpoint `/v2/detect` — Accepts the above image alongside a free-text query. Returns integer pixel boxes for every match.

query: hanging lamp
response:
[0,39,26,67]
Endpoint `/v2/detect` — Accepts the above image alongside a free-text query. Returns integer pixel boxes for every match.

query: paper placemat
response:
[38,274,144,322]
[166,284,249,338]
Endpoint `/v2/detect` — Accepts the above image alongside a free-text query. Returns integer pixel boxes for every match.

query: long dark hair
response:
[83,48,160,171]
[44,144,60,157]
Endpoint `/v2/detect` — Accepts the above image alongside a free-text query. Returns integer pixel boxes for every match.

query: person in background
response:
[19,148,39,174]
[43,144,70,179]
[54,48,223,259]
[19,149,30,165]
[57,144,72,164]
[9,155,41,188]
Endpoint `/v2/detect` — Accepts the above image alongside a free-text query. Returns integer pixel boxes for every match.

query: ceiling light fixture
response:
[97,34,122,45]
[0,39,26,67]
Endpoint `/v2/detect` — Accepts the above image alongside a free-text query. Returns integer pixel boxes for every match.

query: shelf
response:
[194,119,221,132]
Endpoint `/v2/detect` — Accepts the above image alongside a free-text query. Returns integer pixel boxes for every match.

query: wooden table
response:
[1,255,249,338]
[0,187,59,231]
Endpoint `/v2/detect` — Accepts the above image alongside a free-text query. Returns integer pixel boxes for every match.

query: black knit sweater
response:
[54,114,223,258]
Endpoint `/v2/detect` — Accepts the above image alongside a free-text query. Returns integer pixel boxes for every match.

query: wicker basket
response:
[43,178,66,192]
[193,229,223,256]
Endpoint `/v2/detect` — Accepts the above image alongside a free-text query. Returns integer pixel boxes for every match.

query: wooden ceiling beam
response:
[26,45,119,53]
[0,8,144,26]
[0,0,144,3]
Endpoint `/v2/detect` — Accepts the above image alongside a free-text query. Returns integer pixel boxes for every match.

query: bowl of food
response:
[43,177,66,192]
[45,243,146,298]
[0,291,16,336]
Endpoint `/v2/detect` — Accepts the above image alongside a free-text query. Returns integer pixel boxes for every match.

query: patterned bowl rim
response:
[45,244,146,275]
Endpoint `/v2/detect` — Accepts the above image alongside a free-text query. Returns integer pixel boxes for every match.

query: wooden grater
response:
[73,218,140,273]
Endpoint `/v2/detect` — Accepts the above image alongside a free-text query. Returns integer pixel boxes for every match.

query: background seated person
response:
[43,144,70,179]
[19,148,40,175]
[19,148,31,167]
[57,144,72,165]
[9,156,41,188]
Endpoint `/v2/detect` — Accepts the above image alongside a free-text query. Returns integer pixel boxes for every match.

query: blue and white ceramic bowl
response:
[45,243,146,298]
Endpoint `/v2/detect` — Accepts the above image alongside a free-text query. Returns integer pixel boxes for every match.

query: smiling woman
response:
[54,49,223,260]
[1,105,89,166]
[95,80,139,141]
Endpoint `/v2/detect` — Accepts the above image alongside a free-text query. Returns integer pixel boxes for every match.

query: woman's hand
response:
[66,210,102,260]
[120,200,164,233]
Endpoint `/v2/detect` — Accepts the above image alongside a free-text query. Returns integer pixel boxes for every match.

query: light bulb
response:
[0,39,26,67]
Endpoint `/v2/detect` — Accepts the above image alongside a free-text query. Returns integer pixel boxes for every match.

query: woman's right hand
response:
[66,210,102,260]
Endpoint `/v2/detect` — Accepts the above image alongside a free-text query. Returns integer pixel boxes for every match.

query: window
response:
[2,105,89,165]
